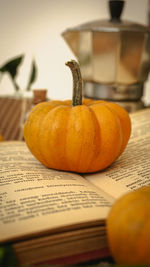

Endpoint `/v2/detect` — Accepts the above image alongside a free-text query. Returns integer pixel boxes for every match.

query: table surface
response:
[0,96,32,141]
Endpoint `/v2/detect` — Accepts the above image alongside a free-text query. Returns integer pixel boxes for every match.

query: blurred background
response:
[0,0,150,105]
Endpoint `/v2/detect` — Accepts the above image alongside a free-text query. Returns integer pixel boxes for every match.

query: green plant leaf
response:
[0,55,24,79]
[26,59,37,91]
[0,244,19,267]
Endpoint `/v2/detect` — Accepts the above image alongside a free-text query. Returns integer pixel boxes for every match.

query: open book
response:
[0,108,150,266]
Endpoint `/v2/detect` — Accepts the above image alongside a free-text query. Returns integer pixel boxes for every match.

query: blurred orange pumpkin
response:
[107,186,150,265]
[0,134,4,141]
[24,60,131,173]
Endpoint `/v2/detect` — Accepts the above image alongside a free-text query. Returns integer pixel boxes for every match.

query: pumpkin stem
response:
[66,60,82,106]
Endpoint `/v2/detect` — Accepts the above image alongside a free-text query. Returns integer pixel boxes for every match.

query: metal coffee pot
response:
[62,0,150,111]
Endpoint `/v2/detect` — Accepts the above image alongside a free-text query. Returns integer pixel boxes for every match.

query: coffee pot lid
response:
[62,0,150,57]
[62,0,150,34]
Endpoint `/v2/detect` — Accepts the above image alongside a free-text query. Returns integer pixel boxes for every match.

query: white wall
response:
[0,0,149,104]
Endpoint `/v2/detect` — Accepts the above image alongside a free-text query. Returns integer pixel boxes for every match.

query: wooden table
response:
[0,96,32,141]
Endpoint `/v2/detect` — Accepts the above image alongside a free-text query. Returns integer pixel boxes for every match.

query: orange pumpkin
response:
[24,60,131,173]
[107,186,150,265]
[0,134,4,141]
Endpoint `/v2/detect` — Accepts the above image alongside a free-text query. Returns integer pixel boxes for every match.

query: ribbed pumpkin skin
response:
[24,99,131,173]
[107,186,150,265]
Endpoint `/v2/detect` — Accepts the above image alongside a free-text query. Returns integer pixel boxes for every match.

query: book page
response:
[85,108,150,199]
[0,142,114,243]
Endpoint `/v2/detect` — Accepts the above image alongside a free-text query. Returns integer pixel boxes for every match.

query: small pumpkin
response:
[0,134,4,141]
[107,186,150,265]
[24,60,131,173]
